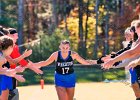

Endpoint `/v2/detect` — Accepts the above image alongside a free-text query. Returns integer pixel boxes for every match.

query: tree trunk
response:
[119,0,124,16]
[64,0,69,36]
[94,0,99,59]
[18,0,24,52]
[84,0,90,57]
[37,0,43,32]
[27,0,35,39]
[52,0,58,28]
[78,0,84,56]
[104,4,109,55]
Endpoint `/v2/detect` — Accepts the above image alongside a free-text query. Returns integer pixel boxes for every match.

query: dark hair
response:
[8,28,17,34]
[0,31,4,36]
[130,26,138,41]
[0,26,9,35]
[130,26,135,33]
[61,40,70,45]
[0,36,13,51]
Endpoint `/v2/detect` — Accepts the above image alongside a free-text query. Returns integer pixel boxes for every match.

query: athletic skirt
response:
[1,75,13,90]
[54,72,76,88]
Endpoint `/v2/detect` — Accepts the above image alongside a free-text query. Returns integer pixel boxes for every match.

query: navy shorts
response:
[54,72,76,88]
[1,75,13,90]
[129,68,137,84]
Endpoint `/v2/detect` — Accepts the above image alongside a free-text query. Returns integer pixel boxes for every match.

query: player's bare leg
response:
[56,86,68,100]
[66,87,75,100]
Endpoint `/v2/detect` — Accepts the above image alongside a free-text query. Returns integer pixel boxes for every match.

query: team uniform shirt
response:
[55,51,74,75]
[55,51,76,88]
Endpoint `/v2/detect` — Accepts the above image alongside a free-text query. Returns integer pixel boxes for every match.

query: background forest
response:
[0,0,140,85]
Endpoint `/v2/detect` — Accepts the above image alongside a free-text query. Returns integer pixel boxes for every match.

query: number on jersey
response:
[62,67,69,74]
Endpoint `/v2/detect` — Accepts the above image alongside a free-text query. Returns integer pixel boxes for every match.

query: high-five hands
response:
[102,59,115,70]
[3,68,25,82]
[27,60,43,74]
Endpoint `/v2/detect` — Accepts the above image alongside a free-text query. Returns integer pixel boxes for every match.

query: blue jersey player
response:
[32,40,96,100]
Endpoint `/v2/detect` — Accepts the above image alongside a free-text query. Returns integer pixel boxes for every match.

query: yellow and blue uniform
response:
[55,51,76,88]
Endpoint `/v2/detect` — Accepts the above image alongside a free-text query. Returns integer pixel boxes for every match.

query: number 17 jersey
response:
[55,51,74,75]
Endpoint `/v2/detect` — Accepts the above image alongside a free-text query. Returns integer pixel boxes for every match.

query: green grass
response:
[18,65,125,86]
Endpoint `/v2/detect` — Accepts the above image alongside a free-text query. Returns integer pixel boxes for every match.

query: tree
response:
[27,0,36,39]
[52,0,58,29]
[78,0,84,56]
[18,0,24,52]
[84,0,90,57]
[94,0,99,59]
[104,3,109,55]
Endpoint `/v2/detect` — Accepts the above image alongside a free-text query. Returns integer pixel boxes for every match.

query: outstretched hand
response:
[15,66,25,73]
[14,74,25,82]
[101,55,111,62]
[4,68,16,77]
[3,68,26,82]
[102,59,115,70]
[27,60,43,74]
[23,49,32,58]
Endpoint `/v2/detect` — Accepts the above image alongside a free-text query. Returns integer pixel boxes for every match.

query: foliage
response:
[28,28,68,62]
[1,0,139,86]
[0,0,18,27]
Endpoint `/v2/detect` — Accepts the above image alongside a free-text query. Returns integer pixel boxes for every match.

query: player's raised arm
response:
[72,51,95,65]
[33,52,57,68]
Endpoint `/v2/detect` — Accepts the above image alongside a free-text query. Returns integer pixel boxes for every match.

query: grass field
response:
[18,82,135,100]
[19,65,125,86]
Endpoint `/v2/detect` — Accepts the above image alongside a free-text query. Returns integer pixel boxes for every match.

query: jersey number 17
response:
[62,67,69,74]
